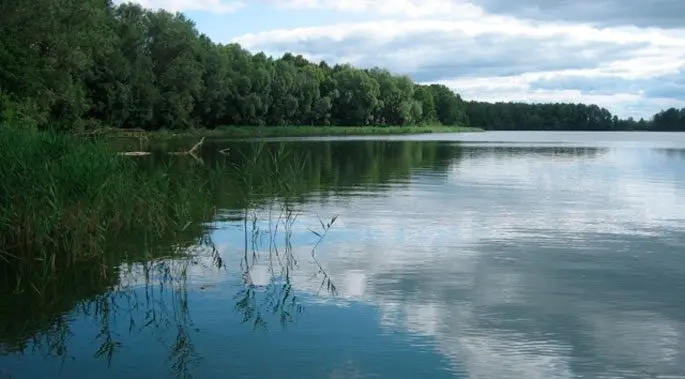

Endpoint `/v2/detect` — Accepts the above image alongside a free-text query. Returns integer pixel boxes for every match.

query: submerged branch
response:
[118,137,215,161]
[168,137,205,156]
[118,151,151,156]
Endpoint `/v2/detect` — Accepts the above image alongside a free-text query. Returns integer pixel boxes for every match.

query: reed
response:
[0,123,217,285]
[0,130,340,377]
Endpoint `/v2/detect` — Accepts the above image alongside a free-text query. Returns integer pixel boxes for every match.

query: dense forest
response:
[1,0,683,131]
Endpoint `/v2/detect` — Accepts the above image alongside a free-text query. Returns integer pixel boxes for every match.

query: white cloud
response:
[264,0,685,29]
[232,13,685,118]
[470,0,685,29]
[117,0,685,118]
[113,0,244,13]
[258,0,485,18]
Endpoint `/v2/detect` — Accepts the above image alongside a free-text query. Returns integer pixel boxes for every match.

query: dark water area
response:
[1,132,685,378]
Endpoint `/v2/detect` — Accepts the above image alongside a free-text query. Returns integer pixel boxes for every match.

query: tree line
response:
[465,102,685,131]
[0,0,681,131]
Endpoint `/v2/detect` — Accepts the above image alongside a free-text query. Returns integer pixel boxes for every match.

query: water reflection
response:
[0,205,339,378]
[232,208,338,331]
[275,140,685,378]
[0,141,344,378]
[2,135,685,378]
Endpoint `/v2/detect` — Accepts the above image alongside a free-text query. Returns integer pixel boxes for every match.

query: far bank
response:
[101,125,484,140]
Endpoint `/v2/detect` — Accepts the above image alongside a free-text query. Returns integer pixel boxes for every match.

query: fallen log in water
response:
[168,137,205,155]
[118,137,208,160]
[118,151,151,156]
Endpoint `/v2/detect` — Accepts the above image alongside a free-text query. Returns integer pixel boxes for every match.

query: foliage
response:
[0,123,217,287]
[463,101,685,131]
[2,0,678,131]
[650,107,685,131]
[0,1,465,130]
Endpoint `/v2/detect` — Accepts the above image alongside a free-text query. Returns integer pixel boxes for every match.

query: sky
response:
[119,0,685,119]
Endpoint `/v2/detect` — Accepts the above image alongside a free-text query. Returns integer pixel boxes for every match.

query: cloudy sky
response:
[123,0,684,119]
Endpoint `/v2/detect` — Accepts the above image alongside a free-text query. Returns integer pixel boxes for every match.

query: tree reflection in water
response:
[0,204,338,379]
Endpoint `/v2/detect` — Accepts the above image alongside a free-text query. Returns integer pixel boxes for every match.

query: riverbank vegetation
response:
[99,125,482,141]
[2,0,682,134]
[0,123,218,287]
[0,138,341,375]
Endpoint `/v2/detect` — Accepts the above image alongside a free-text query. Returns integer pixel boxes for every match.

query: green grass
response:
[0,123,217,284]
[103,125,483,140]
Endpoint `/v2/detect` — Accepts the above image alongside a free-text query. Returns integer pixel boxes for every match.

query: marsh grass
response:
[0,124,218,288]
[0,133,340,378]
[229,142,312,206]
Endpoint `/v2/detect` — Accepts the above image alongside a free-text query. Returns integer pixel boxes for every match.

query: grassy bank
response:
[210,125,482,138]
[0,124,217,285]
[102,125,483,140]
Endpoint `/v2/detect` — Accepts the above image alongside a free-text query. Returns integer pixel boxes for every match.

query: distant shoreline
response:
[100,127,685,142]
[105,125,485,139]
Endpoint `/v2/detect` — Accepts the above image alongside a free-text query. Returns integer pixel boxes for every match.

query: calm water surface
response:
[2,131,685,378]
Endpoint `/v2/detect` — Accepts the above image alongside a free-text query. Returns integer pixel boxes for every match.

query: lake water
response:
[2,131,685,379]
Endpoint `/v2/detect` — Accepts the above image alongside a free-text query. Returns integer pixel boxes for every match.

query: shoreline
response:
[99,127,679,141]
[103,125,484,140]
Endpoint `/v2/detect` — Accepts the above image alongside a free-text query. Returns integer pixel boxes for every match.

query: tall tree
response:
[0,0,677,132]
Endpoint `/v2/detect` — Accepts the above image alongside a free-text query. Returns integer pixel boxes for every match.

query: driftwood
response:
[168,137,205,155]
[118,137,206,162]
[115,136,229,165]
[168,137,205,164]
[118,151,151,156]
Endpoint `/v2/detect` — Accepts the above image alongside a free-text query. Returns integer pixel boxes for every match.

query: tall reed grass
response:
[0,131,341,376]
[0,123,217,285]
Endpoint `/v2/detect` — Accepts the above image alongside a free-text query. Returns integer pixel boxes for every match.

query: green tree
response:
[0,0,671,132]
